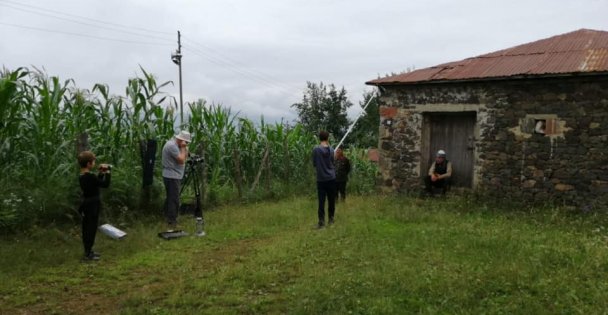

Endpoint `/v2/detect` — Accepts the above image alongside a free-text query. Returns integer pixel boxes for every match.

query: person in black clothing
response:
[77,151,111,261]
[312,131,336,228]
[334,148,351,202]
[424,149,452,196]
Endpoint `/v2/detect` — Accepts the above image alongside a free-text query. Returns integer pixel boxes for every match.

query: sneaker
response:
[316,222,325,229]
[166,227,180,233]
[167,222,177,232]
[82,252,100,261]
[91,251,101,258]
[328,218,334,225]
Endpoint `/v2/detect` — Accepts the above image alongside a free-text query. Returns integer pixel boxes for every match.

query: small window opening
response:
[534,119,546,134]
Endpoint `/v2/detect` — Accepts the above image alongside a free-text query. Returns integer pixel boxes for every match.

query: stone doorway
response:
[422,112,476,188]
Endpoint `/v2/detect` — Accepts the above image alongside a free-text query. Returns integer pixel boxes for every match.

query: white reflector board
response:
[99,224,127,239]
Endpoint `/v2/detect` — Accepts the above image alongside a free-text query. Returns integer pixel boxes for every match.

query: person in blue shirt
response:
[312,131,336,228]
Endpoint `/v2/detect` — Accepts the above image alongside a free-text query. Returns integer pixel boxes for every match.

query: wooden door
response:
[423,112,476,188]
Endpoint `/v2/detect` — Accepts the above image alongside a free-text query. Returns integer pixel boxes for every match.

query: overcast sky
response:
[2,0,607,122]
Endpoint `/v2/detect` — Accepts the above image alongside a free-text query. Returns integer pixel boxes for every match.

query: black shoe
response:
[82,252,100,261]
[90,251,101,258]
[328,218,334,225]
[316,222,325,229]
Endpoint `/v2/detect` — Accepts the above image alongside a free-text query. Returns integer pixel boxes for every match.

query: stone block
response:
[522,179,537,188]
[555,183,575,191]
[591,180,608,187]
[533,169,545,178]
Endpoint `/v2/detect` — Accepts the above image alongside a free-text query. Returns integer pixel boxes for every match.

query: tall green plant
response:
[21,69,74,178]
[126,66,175,143]
[0,68,29,166]
[0,66,378,230]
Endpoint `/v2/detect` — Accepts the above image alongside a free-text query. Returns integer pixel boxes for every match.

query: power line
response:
[0,0,173,36]
[183,44,303,100]
[0,22,174,46]
[0,0,305,105]
[182,35,303,92]
[184,46,300,102]
[183,45,299,96]
[0,0,303,96]
[0,2,174,43]
[1,25,302,102]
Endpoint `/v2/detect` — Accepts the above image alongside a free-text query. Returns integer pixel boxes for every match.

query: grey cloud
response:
[1,0,607,122]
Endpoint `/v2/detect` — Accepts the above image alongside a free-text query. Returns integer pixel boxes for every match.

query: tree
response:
[291,81,352,141]
[346,90,379,148]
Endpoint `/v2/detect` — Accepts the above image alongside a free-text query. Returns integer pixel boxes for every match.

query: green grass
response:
[2,195,608,314]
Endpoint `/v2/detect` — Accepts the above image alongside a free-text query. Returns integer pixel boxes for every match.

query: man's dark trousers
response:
[163,177,181,226]
[317,179,336,225]
[424,176,449,195]
[336,181,347,201]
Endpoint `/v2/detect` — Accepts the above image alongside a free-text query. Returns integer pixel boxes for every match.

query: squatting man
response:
[424,149,452,196]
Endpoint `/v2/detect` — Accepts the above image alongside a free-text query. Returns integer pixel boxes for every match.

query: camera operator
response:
[77,151,111,261]
[161,130,191,231]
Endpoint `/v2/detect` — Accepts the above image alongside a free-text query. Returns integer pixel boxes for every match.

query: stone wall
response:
[376,76,608,206]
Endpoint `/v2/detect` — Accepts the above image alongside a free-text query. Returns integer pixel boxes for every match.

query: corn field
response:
[0,67,378,229]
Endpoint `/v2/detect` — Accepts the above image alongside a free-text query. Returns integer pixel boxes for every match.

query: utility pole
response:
[171,30,183,125]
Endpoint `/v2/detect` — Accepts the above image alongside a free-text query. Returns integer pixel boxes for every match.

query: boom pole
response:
[335,94,376,151]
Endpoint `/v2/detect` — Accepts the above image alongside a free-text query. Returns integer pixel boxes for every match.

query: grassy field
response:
[2,195,608,314]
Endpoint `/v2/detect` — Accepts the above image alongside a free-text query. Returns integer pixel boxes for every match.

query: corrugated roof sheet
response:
[367,29,608,85]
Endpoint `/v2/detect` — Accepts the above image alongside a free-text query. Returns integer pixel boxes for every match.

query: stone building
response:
[366,29,608,206]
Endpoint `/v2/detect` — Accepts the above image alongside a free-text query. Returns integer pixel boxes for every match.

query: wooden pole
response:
[250,147,269,193]
[233,149,243,198]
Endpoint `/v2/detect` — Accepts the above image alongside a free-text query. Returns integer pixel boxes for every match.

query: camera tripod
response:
[180,157,205,237]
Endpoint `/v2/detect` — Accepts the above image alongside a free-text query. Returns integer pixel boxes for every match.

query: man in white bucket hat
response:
[161,130,191,231]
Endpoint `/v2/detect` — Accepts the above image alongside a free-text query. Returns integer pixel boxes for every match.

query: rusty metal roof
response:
[367,29,608,85]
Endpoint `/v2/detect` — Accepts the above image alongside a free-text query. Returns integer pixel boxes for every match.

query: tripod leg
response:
[191,164,205,236]
[180,168,192,196]
[195,217,205,237]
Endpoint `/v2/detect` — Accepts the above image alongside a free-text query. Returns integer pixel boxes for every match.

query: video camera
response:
[187,154,204,166]
[99,164,113,172]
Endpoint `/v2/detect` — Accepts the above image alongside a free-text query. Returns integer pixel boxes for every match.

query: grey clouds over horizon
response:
[2,0,607,122]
